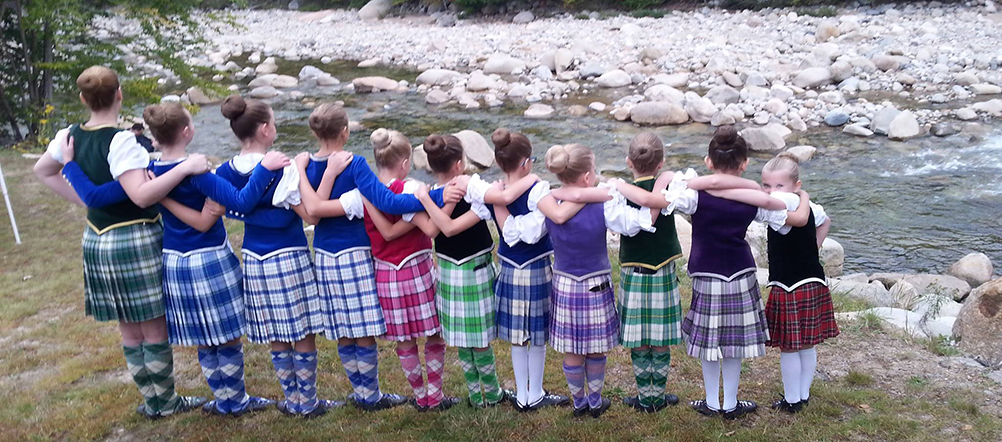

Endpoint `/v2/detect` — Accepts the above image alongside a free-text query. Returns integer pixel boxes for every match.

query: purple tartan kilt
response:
[549,272,618,355]
[681,272,769,361]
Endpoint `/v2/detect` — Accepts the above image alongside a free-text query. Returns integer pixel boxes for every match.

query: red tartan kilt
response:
[765,282,840,350]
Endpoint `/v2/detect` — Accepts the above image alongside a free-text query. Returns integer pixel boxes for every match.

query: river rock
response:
[972,84,1002,95]
[784,145,816,162]
[316,74,340,86]
[524,103,555,118]
[588,102,606,112]
[973,99,1002,116]
[531,65,553,80]
[567,105,588,116]
[512,11,534,24]
[248,74,277,88]
[352,76,399,92]
[412,145,430,172]
[947,253,994,287]
[821,237,844,277]
[871,54,901,72]
[357,58,379,68]
[656,73,689,88]
[887,111,920,140]
[816,20,840,41]
[358,0,391,20]
[870,107,901,135]
[271,75,298,88]
[596,70,631,88]
[954,71,981,86]
[824,110,850,126]
[844,124,874,137]
[630,101,689,125]
[579,62,609,78]
[710,111,736,126]
[829,62,853,83]
[425,89,449,105]
[838,308,927,338]
[902,274,972,301]
[931,122,960,137]
[896,73,917,85]
[740,125,787,152]
[705,85,740,105]
[554,49,574,74]
[792,67,831,89]
[684,92,716,123]
[954,278,1002,368]
[467,71,494,91]
[913,294,964,319]
[185,86,221,105]
[722,71,743,88]
[298,65,325,80]
[435,13,456,27]
[955,107,978,121]
[416,69,461,86]
[644,84,684,104]
[771,85,794,101]
[255,59,278,75]
[830,280,894,308]
[453,130,493,168]
[484,54,526,75]
[889,281,922,310]
[249,86,280,99]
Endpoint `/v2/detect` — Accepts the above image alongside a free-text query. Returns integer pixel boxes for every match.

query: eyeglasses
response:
[521,156,537,167]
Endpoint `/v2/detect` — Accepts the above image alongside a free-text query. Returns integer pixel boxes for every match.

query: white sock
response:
[700,359,721,411]
[511,345,530,406]
[527,345,547,404]
[780,352,802,403]
[799,348,817,400]
[721,358,743,412]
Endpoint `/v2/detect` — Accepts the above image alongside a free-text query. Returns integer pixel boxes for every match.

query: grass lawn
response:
[0,150,999,441]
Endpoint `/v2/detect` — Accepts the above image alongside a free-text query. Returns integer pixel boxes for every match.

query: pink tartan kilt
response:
[765,282,840,350]
[375,252,441,341]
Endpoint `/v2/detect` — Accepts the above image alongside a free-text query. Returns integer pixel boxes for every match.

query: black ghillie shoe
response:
[357,393,409,412]
[623,396,648,412]
[230,396,275,418]
[689,399,720,417]
[527,391,570,411]
[135,404,161,421]
[201,400,226,416]
[572,405,590,417]
[722,400,758,420]
[301,399,344,419]
[427,396,461,412]
[590,397,612,418]
[276,400,298,417]
[771,398,803,414]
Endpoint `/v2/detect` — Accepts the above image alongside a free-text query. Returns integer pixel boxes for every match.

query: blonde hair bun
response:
[545,144,570,175]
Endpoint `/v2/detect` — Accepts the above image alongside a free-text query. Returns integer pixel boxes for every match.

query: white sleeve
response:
[660,170,699,215]
[45,127,72,164]
[499,181,550,247]
[108,131,151,179]
[771,191,801,235]
[811,202,828,227]
[464,176,493,221]
[603,183,656,236]
[272,164,302,209]
[340,189,365,220]
[400,180,422,223]
[755,207,788,231]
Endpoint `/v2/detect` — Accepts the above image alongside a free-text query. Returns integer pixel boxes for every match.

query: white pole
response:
[0,163,22,245]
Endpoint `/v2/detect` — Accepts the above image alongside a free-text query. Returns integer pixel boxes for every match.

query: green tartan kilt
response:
[82,222,165,323]
[436,253,497,348]
[618,264,683,348]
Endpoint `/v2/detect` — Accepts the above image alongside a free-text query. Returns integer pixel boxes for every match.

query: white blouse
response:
[601,182,657,236]
[47,125,149,179]
[661,173,788,231]
[231,153,301,209]
[340,179,426,222]
[768,191,828,235]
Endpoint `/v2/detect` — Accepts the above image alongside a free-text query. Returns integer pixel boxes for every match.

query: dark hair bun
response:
[491,128,511,149]
[424,134,446,154]
[221,95,247,120]
[713,125,738,145]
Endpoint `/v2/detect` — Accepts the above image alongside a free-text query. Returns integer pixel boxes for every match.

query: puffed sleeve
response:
[771,191,801,235]
[603,183,656,236]
[400,179,423,223]
[755,207,788,231]
[465,174,491,205]
[46,126,72,164]
[811,202,828,227]
[464,174,492,221]
[108,131,152,180]
[271,164,302,209]
[660,169,699,215]
[340,189,365,220]
[500,181,550,247]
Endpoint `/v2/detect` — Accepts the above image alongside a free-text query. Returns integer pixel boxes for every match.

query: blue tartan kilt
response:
[495,257,552,346]
[163,245,245,347]
[242,249,324,344]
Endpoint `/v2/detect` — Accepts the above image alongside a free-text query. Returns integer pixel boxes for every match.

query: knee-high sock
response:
[584,355,607,409]
[630,348,653,406]
[780,352,802,404]
[271,349,298,410]
[510,345,530,406]
[143,341,180,414]
[395,345,426,407]
[799,348,817,400]
[562,362,586,409]
[424,341,446,408]
[294,351,319,413]
[197,347,223,412]
[215,344,251,413]
[700,359,721,411]
[355,343,382,404]
[721,358,743,412]
[123,345,157,412]
[337,344,360,402]
[474,347,502,404]
[650,349,672,406]
[457,348,483,406]
[527,345,547,404]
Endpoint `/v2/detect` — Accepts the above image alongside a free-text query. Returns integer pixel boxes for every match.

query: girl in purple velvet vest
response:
[534,144,657,418]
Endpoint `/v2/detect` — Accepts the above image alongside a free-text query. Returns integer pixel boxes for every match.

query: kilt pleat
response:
[163,246,245,347]
[765,282,840,349]
[495,257,552,346]
[315,249,386,340]
[549,273,618,355]
[437,253,497,348]
[376,253,440,342]
[242,249,324,344]
[681,272,769,361]
[618,264,683,348]
[82,222,165,323]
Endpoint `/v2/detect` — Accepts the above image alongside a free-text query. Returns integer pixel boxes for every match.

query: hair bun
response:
[777,151,802,164]
[371,128,391,149]
[143,105,167,126]
[424,134,446,154]
[221,95,247,120]
[545,144,570,175]
[491,128,511,149]
[713,125,739,145]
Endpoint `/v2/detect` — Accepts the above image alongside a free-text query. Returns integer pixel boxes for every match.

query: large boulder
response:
[185,87,221,105]
[466,71,495,92]
[820,237,844,277]
[740,125,788,152]
[683,92,716,123]
[643,84,684,104]
[947,253,994,287]
[829,280,894,308]
[271,75,298,89]
[484,54,526,75]
[248,74,278,88]
[416,69,462,86]
[904,274,972,301]
[705,85,741,105]
[887,111,920,140]
[595,70,632,88]
[453,130,494,168]
[889,281,922,310]
[412,144,430,172]
[298,65,326,80]
[352,76,400,93]
[358,0,391,20]
[792,67,832,89]
[954,278,1002,368]
[784,145,817,163]
[629,102,689,125]
[870,107,901,135]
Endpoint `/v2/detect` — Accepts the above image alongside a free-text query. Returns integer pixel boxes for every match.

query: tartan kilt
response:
[315,248,386,340]
[437,253,497,348]
[765,282,840,349]
[163,245,245,347]
[495,257,552,346]
[682,272,769,361]
[82,222,165,323]
[618,264,683,348]
[549,272,619,355]
[242,249,324,344]
[375,253,440,342]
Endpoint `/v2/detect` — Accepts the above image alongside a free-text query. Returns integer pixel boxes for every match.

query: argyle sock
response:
[510,345,529,406]
[123,344,157,412]
[799,348,818,401]
[215,344,251,413]
[585,355,607,409]
[143,341,180,414]
[563,362,586,409]
[336,344,360,403]
[271,349,298,412]
[396,345,426,407]
[424,341,446,408]
[649,349,672,407]
[630,348,654,407]
[294,351,319,413]
[474,347,503,405]
[198,347,223,412]
[457,348,483,406]
[355,343,383,404]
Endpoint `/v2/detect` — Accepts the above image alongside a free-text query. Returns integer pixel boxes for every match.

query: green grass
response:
[1,150,1001,441]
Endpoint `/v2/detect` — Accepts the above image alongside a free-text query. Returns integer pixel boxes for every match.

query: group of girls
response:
[36,65,838,422]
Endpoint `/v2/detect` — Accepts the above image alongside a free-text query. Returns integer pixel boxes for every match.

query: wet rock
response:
[784,145,816,162]
[870,107,902,135]
[684,92,716,123]
[954,278,1002,368]
[710,111,736,126]
[887,110,920,140]
[792,67,832,89]
[249,86,280,99]
[425,89,450,105]
[567,105,588,116]
[955,107,978,121]
[523,103,554,118]
[644,84,684,104]
[844,124,874,137]
[930,122,960,137]
[271,75,298,88]
[596,69,632,88]
[630,101,689,125]
[352,76,400,92]
[612,107,632,121]
[824,110,850,126]
[466,71,494,92]
[588,102,606,112]
[358,0,391,20]
[947,252,994,287]
[740,125,787,152]
[316,74,340,86]
[298,65,326,80]
[416,69,461,86]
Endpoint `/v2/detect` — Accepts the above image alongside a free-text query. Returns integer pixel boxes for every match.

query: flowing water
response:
[188,59,1002,275]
